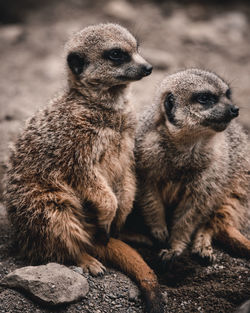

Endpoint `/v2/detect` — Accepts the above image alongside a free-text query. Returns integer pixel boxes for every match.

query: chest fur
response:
[98,123,135,188]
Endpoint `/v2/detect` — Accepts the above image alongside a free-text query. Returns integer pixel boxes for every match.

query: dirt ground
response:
[0,1,249,312]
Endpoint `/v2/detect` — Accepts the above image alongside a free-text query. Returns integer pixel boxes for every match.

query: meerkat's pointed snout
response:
[229,105,239,118]
[141,63,153,77]
[131,53,153,78]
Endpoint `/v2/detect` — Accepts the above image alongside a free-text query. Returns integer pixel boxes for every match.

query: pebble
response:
[128,286,140,301]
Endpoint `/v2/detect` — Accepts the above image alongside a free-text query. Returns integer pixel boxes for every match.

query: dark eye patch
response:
[192,91,219,108]
[164,93,175,112]
[102,48,131,65]
[225,88,231,99]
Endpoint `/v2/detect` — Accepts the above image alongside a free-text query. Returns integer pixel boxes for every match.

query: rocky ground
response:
[0,1,249,312]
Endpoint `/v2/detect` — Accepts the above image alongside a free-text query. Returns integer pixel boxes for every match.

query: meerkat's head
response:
[65,23,152,90]
[157,69,239,137]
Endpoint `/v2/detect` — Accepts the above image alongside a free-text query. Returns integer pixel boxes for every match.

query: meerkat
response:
[134,68,250,263]
[4,23,165,313]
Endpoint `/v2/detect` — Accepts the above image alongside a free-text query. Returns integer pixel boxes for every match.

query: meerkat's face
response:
[159,69,239,135]
[65,24,152,88]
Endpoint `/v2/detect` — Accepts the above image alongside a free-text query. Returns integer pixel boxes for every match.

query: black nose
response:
[229,105,239,118]
[141,64,153,77]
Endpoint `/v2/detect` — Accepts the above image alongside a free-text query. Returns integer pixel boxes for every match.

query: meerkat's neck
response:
[164,126,224,169]
[68,79,129,111]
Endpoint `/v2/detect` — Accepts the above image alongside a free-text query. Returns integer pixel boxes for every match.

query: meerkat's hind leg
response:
[211,201,250,259]
[18,187,107,276]
[78,252,106,276]
[192,225,216,263]
[215,224,250,259]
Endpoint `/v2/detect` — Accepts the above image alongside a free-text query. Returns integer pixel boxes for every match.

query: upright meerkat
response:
[134,68,249,262]
[5,24,164,313]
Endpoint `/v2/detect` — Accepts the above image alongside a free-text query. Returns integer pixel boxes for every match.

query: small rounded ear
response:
[67,52,86,76]
[164,93,175,113]
[164,92,177,125]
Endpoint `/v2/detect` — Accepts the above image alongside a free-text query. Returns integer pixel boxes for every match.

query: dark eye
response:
[108,49,123,60]
[225,89,231,99]
[193,92,218,106]
[103,48,131,64]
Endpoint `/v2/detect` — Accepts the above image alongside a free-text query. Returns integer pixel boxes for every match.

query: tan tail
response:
[215,225,250,259]
[96,238,165,313]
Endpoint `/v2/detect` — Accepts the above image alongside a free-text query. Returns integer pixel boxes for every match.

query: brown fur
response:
[4,23,164,312]
[133,68,250,263]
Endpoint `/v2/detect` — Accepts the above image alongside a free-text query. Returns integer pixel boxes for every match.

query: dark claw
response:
[167,252,178,270]
[192,253,214,266]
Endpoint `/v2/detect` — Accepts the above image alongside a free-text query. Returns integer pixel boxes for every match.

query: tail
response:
[215,225,250,259]
[96,237,165,313]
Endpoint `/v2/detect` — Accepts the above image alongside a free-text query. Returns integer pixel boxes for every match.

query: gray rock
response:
[0,263,89,306]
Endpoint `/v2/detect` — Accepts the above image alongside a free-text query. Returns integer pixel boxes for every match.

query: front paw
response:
[159,248,182,268]
[151,226,169,243]
[192,244,216,264]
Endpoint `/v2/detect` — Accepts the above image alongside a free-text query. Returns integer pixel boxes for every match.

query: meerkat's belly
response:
[161,180,183,207]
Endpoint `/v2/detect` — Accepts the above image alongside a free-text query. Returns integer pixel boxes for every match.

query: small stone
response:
[0,263,89,306]
[162,291,168,304]
[128,286,140,301]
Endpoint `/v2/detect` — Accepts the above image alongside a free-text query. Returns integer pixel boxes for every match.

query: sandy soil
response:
[0,1,249,312]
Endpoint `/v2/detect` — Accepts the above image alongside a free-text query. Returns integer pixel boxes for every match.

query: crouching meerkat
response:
[5,23,165,313]
[134,68,250,263]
